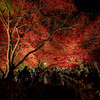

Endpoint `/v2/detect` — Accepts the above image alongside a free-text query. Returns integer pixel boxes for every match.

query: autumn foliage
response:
[0,0,100,78]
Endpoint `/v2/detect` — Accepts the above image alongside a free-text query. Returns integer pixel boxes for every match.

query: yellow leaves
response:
[96,90,100,96]
[99,93,100,96]
[0,0,14,15]
[96,90,99,94]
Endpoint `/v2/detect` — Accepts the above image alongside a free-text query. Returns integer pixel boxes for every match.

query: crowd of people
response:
[12,63,100,99]
[0,62,100,100]
[63,64,100,100]
[13,66,65,87]
[13,63,100,89]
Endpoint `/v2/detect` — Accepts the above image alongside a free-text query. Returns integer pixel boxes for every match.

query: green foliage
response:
[0,0,14,15]
[15,63,28,72]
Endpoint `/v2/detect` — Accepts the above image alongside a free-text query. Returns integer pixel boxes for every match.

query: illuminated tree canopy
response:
[0,0,100,78]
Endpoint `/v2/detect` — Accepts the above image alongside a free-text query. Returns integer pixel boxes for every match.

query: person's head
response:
[25,66,28,70]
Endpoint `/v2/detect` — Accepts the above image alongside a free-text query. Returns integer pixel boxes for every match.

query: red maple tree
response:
[36,12,100,69]
[0,0,77,78]
[0,0,100,78]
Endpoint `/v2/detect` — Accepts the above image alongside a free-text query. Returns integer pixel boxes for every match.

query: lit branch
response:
[11,28,21,64]
[20,17,50,38]
[14,22,74,68]
[11,17,22,36]
[50,41,67,52]
[0,9,8,29]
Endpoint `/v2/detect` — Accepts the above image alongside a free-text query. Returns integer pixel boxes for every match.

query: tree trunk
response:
[5,64,15,79]
[5,9,12,78]
[5,34,11,78]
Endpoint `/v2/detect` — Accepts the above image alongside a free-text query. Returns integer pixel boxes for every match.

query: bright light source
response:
[44,62,47,65]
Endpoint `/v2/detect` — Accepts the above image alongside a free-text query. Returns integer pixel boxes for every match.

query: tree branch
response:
[0,9,8,29]
[14,23,72,68]
[11,17,22,36]
[5,8,11,78]
[4,0,9,9]
[11,37,21,64]
[15,40,46,68]
[20,17,50,38]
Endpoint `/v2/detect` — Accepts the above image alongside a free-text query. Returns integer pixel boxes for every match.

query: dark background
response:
[74,0,100,13]
[31,0,100,13]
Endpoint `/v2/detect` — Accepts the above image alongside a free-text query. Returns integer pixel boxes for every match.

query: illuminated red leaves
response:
[0,0,100,69]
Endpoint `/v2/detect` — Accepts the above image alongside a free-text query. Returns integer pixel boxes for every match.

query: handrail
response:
[63,76,89,100]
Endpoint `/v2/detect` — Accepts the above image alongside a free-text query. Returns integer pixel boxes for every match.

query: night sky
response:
[31,0,100,13]
[74,0,100,13]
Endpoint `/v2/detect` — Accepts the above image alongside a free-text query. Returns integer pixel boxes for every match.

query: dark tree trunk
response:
[6,64,15,80]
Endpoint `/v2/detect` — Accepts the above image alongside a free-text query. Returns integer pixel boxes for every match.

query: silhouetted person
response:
[21,66,30,87]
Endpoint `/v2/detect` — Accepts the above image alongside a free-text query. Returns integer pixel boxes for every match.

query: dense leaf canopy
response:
[0,0,100,72]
